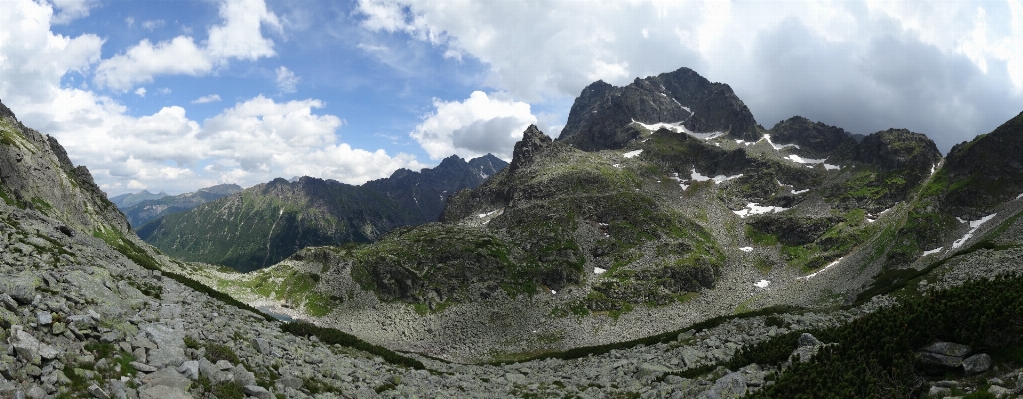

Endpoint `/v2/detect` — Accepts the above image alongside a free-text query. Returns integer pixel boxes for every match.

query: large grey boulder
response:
[140,367,192,391]
[699,371,747,399]
[916,352,963,369]
[8,326,58,365]
[139,385,193,399]
[921,342,972,357]
[244,385,273,399]
[962,353,992,374]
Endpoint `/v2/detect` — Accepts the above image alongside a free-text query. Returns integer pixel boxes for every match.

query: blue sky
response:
[2,0,1022,196]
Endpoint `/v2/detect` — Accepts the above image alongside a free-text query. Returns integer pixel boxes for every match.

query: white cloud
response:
[141,19,165,31]
[125,17,135,28]
[357,0,1023,151]
[275,66,299,93]
[93,36,212,91]
[93,0,282,91]
[133,87,146,97]
[50,0,97,25]
[1,0,424,196]
[191,94,222,104]
[411,91,537,161]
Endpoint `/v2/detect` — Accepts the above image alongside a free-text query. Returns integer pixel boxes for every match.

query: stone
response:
[140,367,191,391]
[142,324,185,368]
[928,386,952,397]
[139,385,193,399]
[252,337,271,355]
[916,351,963,369]
[176,361,199,380]
[962,353,992,374]
[0,294,18,311]
[244,385,273,399]
[50,322,65,335]
[232,364,256,387]
[505,372,526,384]
[26,386,46,399]
[9,326,41,365]
[921,342,972,357]
[701,371,747,399]
[130,361,157,373]
[988,385,1013,398]
[7,285,34,305]
[133,347,147,364]
[88,384,110,399]
[131,335,157,350]
[35,311,51,326]
[797,333,820,348]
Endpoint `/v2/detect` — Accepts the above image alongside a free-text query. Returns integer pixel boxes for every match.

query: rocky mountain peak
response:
[854,128,942,172]
[509,124,552,172]
[558,67,760,151]
[768,116,858,158]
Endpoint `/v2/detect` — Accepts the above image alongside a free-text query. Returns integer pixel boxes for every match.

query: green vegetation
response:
[237,266,335,316]
[487,305,802,364]
[281,321,425,369]
[734,275,1023,398]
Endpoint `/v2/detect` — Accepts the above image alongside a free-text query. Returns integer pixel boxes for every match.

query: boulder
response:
[251,337,271,355]
[140,367,191,391]
[142,324,185,368]
[916,352,963,369]
[244,385,273,399]
[962,353,992,374]
[139,385,193,399]
[920,342,972,357]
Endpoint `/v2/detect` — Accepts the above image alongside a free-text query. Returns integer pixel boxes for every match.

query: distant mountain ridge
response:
[120,184,242,227]
[138,154,508,272]
[109,190,169,209]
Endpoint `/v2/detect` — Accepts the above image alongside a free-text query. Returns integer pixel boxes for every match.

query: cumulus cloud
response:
[412,91,537,161]
[275,66,299,93]
[1,0,423,195]
[134,87,146,97]
[50,0,97,25]
[191,94,222,104]
[357,0,1023,151]
[94,0,282,91]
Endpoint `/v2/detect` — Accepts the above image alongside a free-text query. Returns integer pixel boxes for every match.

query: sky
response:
[2,0,1022,196]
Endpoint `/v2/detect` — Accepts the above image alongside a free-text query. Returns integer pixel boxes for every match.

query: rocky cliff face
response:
[558,67,761,150]
[0,100,130,237]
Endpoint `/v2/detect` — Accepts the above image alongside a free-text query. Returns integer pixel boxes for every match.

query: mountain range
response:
[136,154,507,272]
[115,184,243,227]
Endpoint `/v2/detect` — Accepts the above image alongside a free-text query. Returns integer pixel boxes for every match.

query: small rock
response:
[176,361,199,380]
[277,376,303,389]
[130,361,157,373]
[88,384,110,399]
[50,322,65,335]
[928,386,951,397]
[797,333,820,348]
[244,385,273,399]
[139,385,192,399]
[35,312,51,326]
[988,385,1013,398]
[251,338,271,355]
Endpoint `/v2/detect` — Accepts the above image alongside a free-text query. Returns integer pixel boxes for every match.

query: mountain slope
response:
[121,183,242,227]
[0,100,130,237]
[186,67,992,363]
[138,155,507,272]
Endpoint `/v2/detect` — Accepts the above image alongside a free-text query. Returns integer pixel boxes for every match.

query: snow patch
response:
[951,214,997,249]
[733,203,788,218]
[734,139,753,146]
[669,172,689,190]
[477,210,499,218]
[739,247,753,252]
[791,189,809,195]
[630,120,723,140]
[594,267,607,275]
[691,168,743,184]
[551,289,557,295]
[623,149,643,158]
[754,280,770,289]
[1016,193,1023,200]
[797,257,843,281]
[612,163,621,168]
[762,134,800,150]
[922,247,943,256]
[824,163,841,171]
[785,154,827,164]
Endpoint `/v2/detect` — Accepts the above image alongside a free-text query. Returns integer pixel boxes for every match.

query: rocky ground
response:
[5,188,1023,398]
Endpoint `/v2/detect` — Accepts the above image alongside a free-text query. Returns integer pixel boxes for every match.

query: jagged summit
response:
[509,124,552,171]
[767,116,859,158]
[558,67,760,151]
